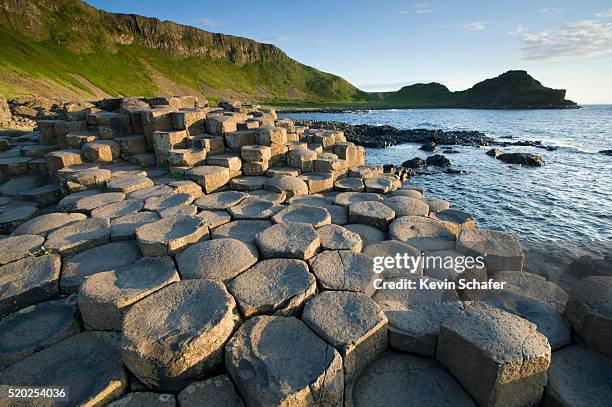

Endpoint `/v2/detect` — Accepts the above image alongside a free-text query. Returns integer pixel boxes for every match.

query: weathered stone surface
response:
[317,224,362,252]
[196,210,231,229]
[228,259,316,318]
[110,212,160,241]
[0,234,44,265]
[143,193,194,212]
[255,222,320,260]
[350,352,476,407]
[431,209,476,234]
[178,375,244,407]
[389,216,456,252]
[390,188,424,199]
[176,238,257,282]
[544,345,612,407]
[135,215,209,256]
[255,126,287,145]
[303,291,387,384]
[348,201,395,231]
[194,191,247,210]
[241,145,271,162]
[565,276,612,357]
[334,177,365,192]
[428,198,450,213]
[186,165,230,193]
[437,303,551,407]
[168,180,203,197]
[229,175,268,191]
[364,176,396,193]
[91,199,144,219]
[158,204,198,218]
[363,240,423,279]
[334,192,383,207]
[344,223,386,245]
[383,196,430,217]
[248,189,286,204]
[212,220,271,247]
[309,250,376,296]
[287,149,317,172]
[0,296,80,366]
[82,140,120,162]
[457,229,524,272]
[264,175,309,197]
[12,213,86,236]
[107,175,154,194]
[271,204,331,228]
[225,316,343,407]
[267,166,299,177]
[1,332,127,405]
[286,194,333,207]
[78,256,179,331]
[491,271,568,313]
[228,197,281,220]
[72,191,126,213]
[45,217,110,256]
[0,254,61,317]
[61,241,141,294]
[299,172,334,193]
[122,280,240,391]
[0,205,38,234]
[373,276,463,356]
[126,184,174,200]
[107,392,177,407]
[480,289,570,350]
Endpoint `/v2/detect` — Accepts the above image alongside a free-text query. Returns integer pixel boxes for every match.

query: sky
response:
[87,0,612,104]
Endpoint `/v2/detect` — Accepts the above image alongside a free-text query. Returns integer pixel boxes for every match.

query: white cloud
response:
[512,19,612,60]
[198,17,220,28]
[540,8,565,14]
[260,35,292,42]
[464,21,488,31]
[595,9,612,18]
[399,3,433,15]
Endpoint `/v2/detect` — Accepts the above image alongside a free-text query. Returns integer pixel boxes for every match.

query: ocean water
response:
[282,106,612,257]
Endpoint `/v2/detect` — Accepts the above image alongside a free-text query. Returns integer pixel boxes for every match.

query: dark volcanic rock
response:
[486,148,503,158]
[599,149,612,156]
[497,153,545,167]
[419,141,438,152]
[401,157,427,169]
[425,154,451,167]
[293,120,492,148]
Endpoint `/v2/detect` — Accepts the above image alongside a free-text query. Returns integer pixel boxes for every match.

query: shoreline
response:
[275,104,582,113]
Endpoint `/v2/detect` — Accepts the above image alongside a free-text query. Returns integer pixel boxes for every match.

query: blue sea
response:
[282,106,612,258]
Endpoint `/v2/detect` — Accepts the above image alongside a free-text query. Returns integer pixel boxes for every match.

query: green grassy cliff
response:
[0,0,369,103]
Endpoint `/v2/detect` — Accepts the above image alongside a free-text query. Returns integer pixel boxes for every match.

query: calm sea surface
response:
[282,106,612,257]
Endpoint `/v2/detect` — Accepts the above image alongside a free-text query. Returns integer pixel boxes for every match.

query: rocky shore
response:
[0,97,610,406]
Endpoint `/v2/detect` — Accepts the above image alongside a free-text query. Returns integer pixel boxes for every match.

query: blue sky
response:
[87,0,612,103]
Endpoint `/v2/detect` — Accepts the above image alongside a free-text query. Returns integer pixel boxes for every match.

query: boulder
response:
[431,209,476,234]
[186,165,230,193]
[565,276,612,357]
[498,152,545,166]
[426,154,451,167]
[350,352,475,407]
[81,140,120,162]
[0,234,44,266]
[225,316,343,407]
[544,345,612,406]
[427,198,450,213]
[255,222,320,260]
[457,229,524,272]
[302,291,387,385]
[401,157,427,169]
[309,250,376,296]
[389,216,456,252]
[176,238,258,282]
[299,172,334,194]
[228,258,316,318]
[78,257,180,331]
[264,175,309,197]
[178,375,244,407]
[271,204,331,228]
[317,224,362,252]
[1,332,127,406]
[122,280,240,391]
[135,215,209,256]
[0,296,80,366]
[60,241,141,294]
[486,148,503,158]
[348,201,395,231]
[437,303,551,407]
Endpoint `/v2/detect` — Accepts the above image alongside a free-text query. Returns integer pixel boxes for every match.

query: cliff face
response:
[377,71,577,109]
[0,0,367,101]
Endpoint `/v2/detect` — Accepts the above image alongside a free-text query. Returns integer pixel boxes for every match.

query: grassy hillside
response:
[0,0,369,103]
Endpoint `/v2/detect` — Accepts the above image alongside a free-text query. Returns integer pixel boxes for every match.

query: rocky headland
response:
[0,96,610,406]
